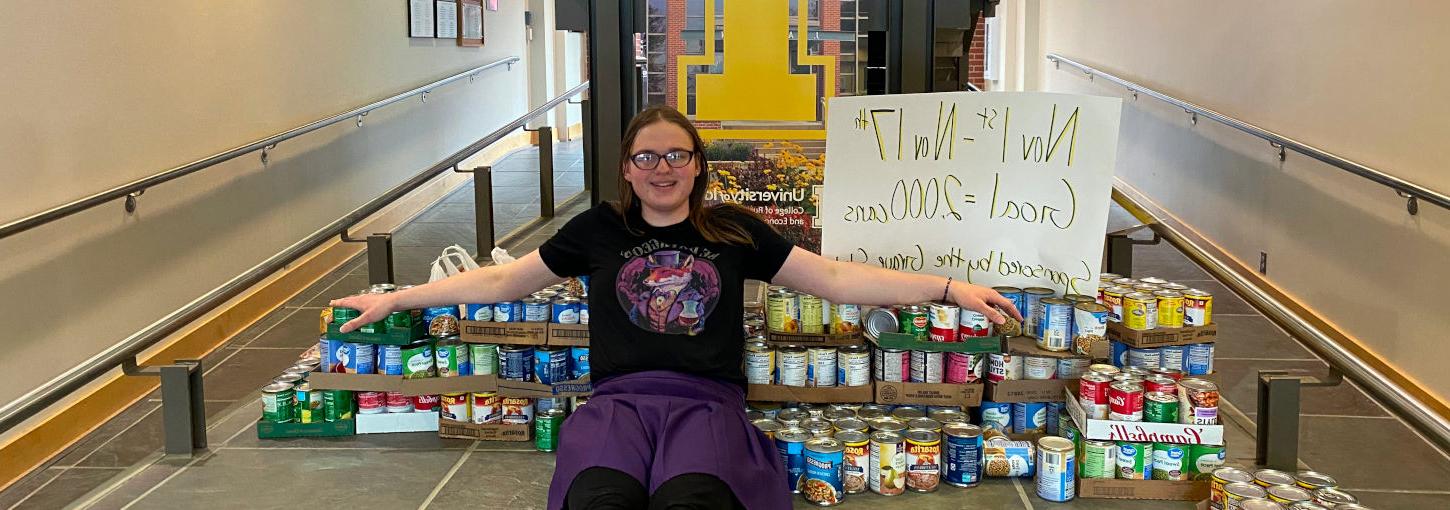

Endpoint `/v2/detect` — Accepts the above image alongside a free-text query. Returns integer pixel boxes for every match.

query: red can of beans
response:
[1143,374,1179,396]
[1108,381,1145,422]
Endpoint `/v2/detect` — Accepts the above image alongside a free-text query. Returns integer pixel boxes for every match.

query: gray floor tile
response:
[283,270,351,307]
[1347,490,1450,509]
[1209,315,1317,361]
[71,402,231,468]
[127,449,465,509]
[76,461,190,510]
[52,402,163,467]
[243,310,325,349]
[228,309,296,346]
[1126,243,1214,282]
[201,349,314,401]
[0,468,61,508]
[319,272,373,300]
[494,186,545,205]
[392,222,477,249]
[1298,416,1450,491]
[11,467,124,510]
[225,427,472,450]
[413,202,477,223]
[428,451,554,509]
[1213,359,1390,418]
[491,170,544,187]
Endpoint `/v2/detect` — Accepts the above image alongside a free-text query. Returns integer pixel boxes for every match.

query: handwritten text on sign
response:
[821,92,1122,295]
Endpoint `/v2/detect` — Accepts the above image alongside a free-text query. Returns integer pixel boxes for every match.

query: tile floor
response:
[4,143,1449,509]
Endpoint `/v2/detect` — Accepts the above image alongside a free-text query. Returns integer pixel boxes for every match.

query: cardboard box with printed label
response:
[547,323,590,347]
[497,376,592,398]
[765,331,865,347]
[987,379,1070,403]
[747,384,875,404]
[874,381,983,407]
[438,419,531,441]
[460,321,549,345]
[1064,387,1224,445]
[307,372,499,395]
[1076,479,1210,501]
[1106,322,1217,348]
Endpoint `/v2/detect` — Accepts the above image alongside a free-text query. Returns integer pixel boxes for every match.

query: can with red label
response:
[385,391,413,413]
[1144,374,1179,395]
[875,348,909,383]
[1079,373,1112,420]
[958,308,992,338]
[471,392,502,424]
[945,352,982,383]
[1108,381,1146,422]
[414,394,440,412]
[501,397,535,424]
[928,303,960,342]
[899,305,930,342]
[440,392,469,422]
[357,391,385,414]
[911,350,944,383]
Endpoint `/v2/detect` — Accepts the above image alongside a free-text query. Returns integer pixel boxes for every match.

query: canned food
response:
[1036,298,1074,351]
[499,345,534,381]
[753,418,784,440]
[928,409,969,426]
[423,305,462,336]
[836,430,869,494]
[273,372,304,386]
[1145,374,1179,395]
[778,409,809,428]
[907,418,942,433]
[1116,441,1153,480]
[801,418,834,438]
[1046,402,1064,435]
[1294,471,1338,491]
[521,298,551,323]
[890,406,927,421]
[551,298,580,324]
[385,391,413,413]
[295,382,321,423]
[323,389,353,421]
[1224,482,1269,509]
[856,405,888,422]
[568,347,589,380]
[1023,287,1055,337]
[944,352,982,384]
[1109,381,1145,421]
[261,382,295,423]
[979,401,1012,432]
[744,341,775,385]
[1024,355,1058,380]
[904,429,941,492]
[836,345,870,387]
[1312,487,1359,507]
[1111,341,1130,367]
[827,303,861,335]
[1242,500,1287,510]
[470,392,501,424]
[1127,347,1161,369]
[768,290,800,333]
[1186,444,1226,480]
[1134,283,1163,294]
[340,342,376,374]
[987,353,1022,382]
[1186,343,1215,375]
[1102,286,1128,323]
[1211,467,1256,509]
[833,417,869,433]
[577,297,590,325]
[942,423,982,487]
[1012,402,1048,434]
[874,347,909,383]
[1080,440,1117,479]
[532,290,558,301]
[533,408,565,452]
[493,301,518,322]
[958,308,992,338]
[927,303,959,342]
[909,350,944,383]
[356,390,384,415]
[534,346,571,385]
[1089,363,1120,376]
[778,345,808,386]
[463,303,494,322]
[1160,345,1187,372]
[869,431,907,495]
[1180,378,1222,425]
[808,347,838,387]
[1287,503,1332,510]
[1155,290,1185,329]
[1254,469,1296,488]
[435,337,471,377]
[1057,357,1090,379]
[1072,302,1109,356]
[331,306,360,325]
[863,308,899,341]
[1036,436,1075,502]
[993,286,1026,318]
[982,439,1036,477]
[1150,442,1188,480]
[1268,484,1315,505]
[440,393,470,422]
[802,437,845,505]
[1145,391,1180,423]
[898,305,930,342]
[377,345,403,376]
[1184,289,1214,327]
[469,344,498,376]
[501,397,534,424]
[1123,292,1159,331]
[777,428,811,493]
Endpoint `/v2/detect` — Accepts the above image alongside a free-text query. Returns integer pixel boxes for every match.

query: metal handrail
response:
[1048,54,1450,215]
[0,80,590,434]
[0,56,521,240]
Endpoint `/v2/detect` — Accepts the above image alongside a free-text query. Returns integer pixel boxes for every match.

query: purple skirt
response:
[546,370,791,510]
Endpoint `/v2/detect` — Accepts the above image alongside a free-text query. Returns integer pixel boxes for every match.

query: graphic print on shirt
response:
[615,249,721,335]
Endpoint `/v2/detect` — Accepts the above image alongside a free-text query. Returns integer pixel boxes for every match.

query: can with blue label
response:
[464,303,494,322]
[493,301,518,322]
[536,397,568,414]
[777,429,811,494]
[992,286,1026,319]
[534,346,571,385]
[578,297,590,325]
[1160,345,1186,371]
[1046,402,1064,435]
[1111,341,1130,367]
[552,298,580,324]
[1127,347,1162,369]
[570,347,590,380]
[1013,402,1048,434]
[1036,436,1076,502]
[340,342,376,374]
[1023,287,1055,338]
[943,422,983,487]
[378,344,404,375]
[979,401,1012,432]
[1036,298,1074,351]
[319,336,347,373]
[499,345,534,381]
[1185,343,1214,375]
[523,297,551,323]
[803,437,846,505]
[423,305,461,337]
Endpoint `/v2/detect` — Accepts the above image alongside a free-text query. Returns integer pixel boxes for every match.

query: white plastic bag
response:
[434,244,480,278]
[489,247,516,265]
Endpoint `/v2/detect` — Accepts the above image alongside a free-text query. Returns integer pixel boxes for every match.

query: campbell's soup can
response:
[944,352,982,384]
[910,350,944,383]
[927,303,959,342]
[1022,288,1055,338]
[837,345,871,387]
[439,393,469,421]
[958,308,992,338]
[987,353,1022,382]
[501,397,535,424]
[414,393,440,412]
[385,391,413,413]
[1079,373,1113,420]
[1108,381,1145,422]
[356,390,384,415]
[875,348,909,383]
[1144,374,1178,395]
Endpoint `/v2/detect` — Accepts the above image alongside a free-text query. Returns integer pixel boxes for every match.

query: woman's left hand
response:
[947,282,1023,325]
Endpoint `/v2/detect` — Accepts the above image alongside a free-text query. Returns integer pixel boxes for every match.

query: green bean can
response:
[261,382,295,423]
[331,306,360,325]
[535,409,565,452]
[323,389,354,422]
[1186,444,1226,480]
[1116,441,1152,480]
[1151,442,1189,480]
[386,309,420,329]
[1080,440,1116,479]
[470,343,499,376]
[295,382,322,424]
[898,305,929,342]
[1145,391,1179,423]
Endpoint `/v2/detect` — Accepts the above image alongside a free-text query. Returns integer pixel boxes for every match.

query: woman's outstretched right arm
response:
[330,250,561,333]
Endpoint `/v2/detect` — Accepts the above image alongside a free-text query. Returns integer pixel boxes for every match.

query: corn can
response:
[1155,290,1185,329]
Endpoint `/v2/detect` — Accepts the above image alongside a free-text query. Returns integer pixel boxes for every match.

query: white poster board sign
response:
[821,91,1122,296]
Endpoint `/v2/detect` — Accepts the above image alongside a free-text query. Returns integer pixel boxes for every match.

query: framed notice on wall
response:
[408,0,435,37]
[458,0,484,47]
[435,0,459,39]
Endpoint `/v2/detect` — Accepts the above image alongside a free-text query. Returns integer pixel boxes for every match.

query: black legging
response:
[565,467,746,510]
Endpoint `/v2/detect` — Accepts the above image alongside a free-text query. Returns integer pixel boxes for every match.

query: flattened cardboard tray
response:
[438,419,531,441]
[256,418,355,439]
[461,321,548,345]
[497,376,592,398]
[307,372,498,395]
[986,379,1071,403]
[547,323,590,347]
[324,321,428,346]
[870,332,1002,353]
[746,384,875,403]
[1004,336,1102,360]
[1106,322,1217,348]
[765,331,865,346]
[1064,387,1224,445]
[1077,479,1210,501]
[355,411,440,434]
[874,381,983,407]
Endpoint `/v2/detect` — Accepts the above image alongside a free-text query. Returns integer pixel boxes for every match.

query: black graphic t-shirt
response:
[538,202,794,388]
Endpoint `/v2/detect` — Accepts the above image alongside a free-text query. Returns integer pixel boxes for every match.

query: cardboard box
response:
[987,379,1071,402]
[355,411,440,434]
[1063,387,1224,445]
[438,419,531,441]
[1106,322,1217,348]
[1004,336,1104,361]
[256,418,355,439]
[497,376,592,398]
[874,381,983,407]
[324,321,427,346]
[307,372,499,395]
[746,384,875,403]
[765,331,865,347]
[547,323,590,347]
[871,332,1002,354]
[1077,479,1210,501]
[460,321,548,345]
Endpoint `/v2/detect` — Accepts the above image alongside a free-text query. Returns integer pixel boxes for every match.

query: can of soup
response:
[944,352,982,384]
[904,429,941,493]
[1109,381,1146,421]
[987,353,1022,382]
[942,422,983,488]
[802,437,845,505]
[777,428,811,493]
[1079,373,1113,420]
[875,348,909,383]
[837,345,871,387]
[778,345,808,386]
[928,303,959,342]
[836,429,869,494]
[424,305,461,336]
[470,344,498,376]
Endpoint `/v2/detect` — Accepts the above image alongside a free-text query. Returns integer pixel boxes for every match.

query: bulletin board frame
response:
[457,0,485,47]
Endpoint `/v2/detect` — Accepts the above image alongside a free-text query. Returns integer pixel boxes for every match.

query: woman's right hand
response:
[330,292,400,333]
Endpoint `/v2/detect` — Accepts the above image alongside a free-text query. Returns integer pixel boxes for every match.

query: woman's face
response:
[623,121,699,217]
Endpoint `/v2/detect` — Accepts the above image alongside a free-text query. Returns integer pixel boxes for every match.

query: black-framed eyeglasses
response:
[630,150,696,170]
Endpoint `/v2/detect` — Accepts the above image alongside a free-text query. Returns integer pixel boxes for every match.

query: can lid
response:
[801,418,833,432]
[941,422,982,438]
[1139,277,1170,285]
[833,417,868,432]
[262,381,293,393]
[1293,471,1338,489]
[869,430,903,443]
[804,436,845,453]
[834,429,869,444]
[1240,499,1284,510]
[904,429,939,442]
[295,382,311,392]
[1154,290,1184,298]
[1145,391,1176,403]
[1179,377,1220,392]
[751,419,783,432]
[522,297,550,304]
[273,373,304,385]
[991,286,1023,293]
[1125,291,1156,300]
[1312,488,1358,504]
[871,418,907,433]
[1224,482,1268,499]
[1267,484,1314,502]
[890,407,926,420]
[1023,287,1055,295]
[1075,302,1109,313]
[776,428,812,443]
[823,409,855,421]
[539,409,566,418]
[1109,380,1144,392]
[906,418,941,431]
[1038,436,1074,452]
[1184,288,1213,298]
[927,409,968,424]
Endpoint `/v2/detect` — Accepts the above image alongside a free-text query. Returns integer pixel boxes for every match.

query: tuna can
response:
[1080,440,1117,479]
[435,336,471,377]
[1116,441,1153,480]
[1186,444,1226,480]
[493,301,518,322]
[356,391,384,415]
[868,430,907,496]
[378,344,404,375]
[323,390,353,421]
[463,303,494,322]
[534,346,571,384]
[552,297,580,324]
[1184,289,1214,327]
[799,294,825,334]
[904,429,941,492]
[1210,467,1255,509]
[499,345,534,382]
[942,423,983,487]
[1225,482,1269,508]
[423,305,461,336]
[898,305,930,342]
[1144,374,1179,395]
[533,408,565,452]
[470,392,501,424]
[830,303,861,334]
[863,308,899,341]
[340,342,376,374]
[836,345,871,387]
[1186,343,1215,375]
[1101,286,1129,323]
[744,341,775,385]
[778,345,809,386]
[768,290,800,333]
[927,303,960,342]
[1109,381,1146,421]
[1072,302,1110,356]
[295,382,321,423]
[1022,287,1056,337]
[802,418,834,438]
[1294,471,1338,491]
[1268,484,1315,505]
[1155,290,1186,329]
[875,348,909,383]
[400,340,436,379]
[808,347,838,387]
[987,352,1022,382]
[1023,355,1058,380]
[979,401,1012,432]
[1036,298,1074,351]
[385,391,413,413]
[944,352,982,384]
[1145,391,1180,423]
[501,397,534,424]
[261,382,295,423]
[1036,436,1076,502]
[777,428,811,493]
[958,308,992,338]
[1123,292,1158,331]
[1058,357,1090,379]
[836,430,870,494]
[982,439,1036,477]
[1012,402,1048,434]
[522,298,551,322]
[1151,442,1189,480]
[1254,469,1297,488]
[992,286,1026,318]
[753,418,784,440]
[470,344,498,376]
[909,350,944,383]
[1312,487,1359,507]
[1128,347,1162,369]
[802,437,846,505]
[1180,378,1221,425]
[439,393,469,422]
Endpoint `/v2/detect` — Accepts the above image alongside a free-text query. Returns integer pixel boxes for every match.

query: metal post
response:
[1103,224,1161,276]
[365,234,394,285]
[1257,371,1302,470]
[474,166,495,253]
[123,358,206,456]
[535,127,556,218]
[580,99,593,195]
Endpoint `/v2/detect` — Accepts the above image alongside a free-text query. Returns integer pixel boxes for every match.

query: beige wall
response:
[0,1,529,405]
[1007,0,1450,402]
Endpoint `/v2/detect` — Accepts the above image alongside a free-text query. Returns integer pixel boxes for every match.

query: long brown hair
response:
[614,106,767,246]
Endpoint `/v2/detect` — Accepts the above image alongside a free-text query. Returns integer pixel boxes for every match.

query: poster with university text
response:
[820,92,1122,296]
